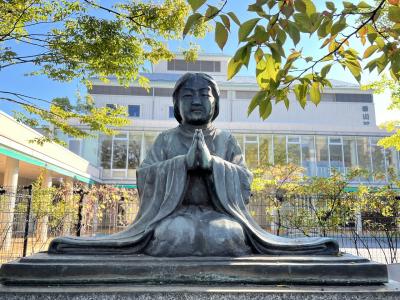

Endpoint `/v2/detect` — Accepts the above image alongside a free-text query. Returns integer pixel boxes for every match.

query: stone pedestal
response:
[0,253,388,285]
[0,282,399,300]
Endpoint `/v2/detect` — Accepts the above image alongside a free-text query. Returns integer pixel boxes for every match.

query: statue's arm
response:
[210,133,253,204]
[136,132,187,199]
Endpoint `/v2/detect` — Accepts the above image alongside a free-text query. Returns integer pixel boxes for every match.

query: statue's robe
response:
[48,124,339,256]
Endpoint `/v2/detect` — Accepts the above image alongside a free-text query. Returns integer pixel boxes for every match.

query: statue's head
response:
[172,73,220,125]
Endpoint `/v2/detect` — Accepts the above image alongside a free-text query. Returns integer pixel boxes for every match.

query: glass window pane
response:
[115,132,127,139]
[187,61,200,71]
[219,90,228,98]
[329,144,344,172]
[112,140,127,169]
[142,132,158,161]
[169,106,174,118]
[343,137,358,173]
[128,105,140,117]
[68,140,81,155]
[200,60,214,72]
[128,132,141,169]
[174,59,187,71]
[167,60,174,70]
[287,143,301,165]
[81,135,99,166]
[245,143,258,169]
[316,136,329,177]
[274,135,287,165]
[370,138,385,182]
[385,148,399,177]
[100,135,112,169]
[287,136,300,144]
[259,135,273,167]
[301,136,316,176]
[356,137,371,171]
[214,61,221,72]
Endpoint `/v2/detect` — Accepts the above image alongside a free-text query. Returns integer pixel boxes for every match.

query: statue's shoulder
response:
[215,128,232,140]
[154,127,180,143]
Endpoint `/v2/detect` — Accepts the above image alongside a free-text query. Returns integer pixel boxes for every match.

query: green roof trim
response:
[0,145,97,184]
[114,184,137,189]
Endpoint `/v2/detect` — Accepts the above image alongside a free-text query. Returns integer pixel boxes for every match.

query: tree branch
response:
[284,0,387,89]
[0,0,36,42]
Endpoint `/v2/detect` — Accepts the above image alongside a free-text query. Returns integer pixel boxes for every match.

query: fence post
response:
[355,210,363,235]
[22,185,32,257]
[75,189,85,237]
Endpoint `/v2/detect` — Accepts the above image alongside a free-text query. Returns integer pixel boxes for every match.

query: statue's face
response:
[178,77,216,125]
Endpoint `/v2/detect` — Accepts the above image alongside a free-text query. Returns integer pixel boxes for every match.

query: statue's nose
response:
[192,94,202,105]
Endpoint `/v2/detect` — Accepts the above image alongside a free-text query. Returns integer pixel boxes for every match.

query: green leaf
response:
[283,97,290,110]
[277,29,287,45]
[326,1,335,11]
[357,1,371,9]
[287,51,301,63]
[363,45,378,59]
[220,15,231,31]
[310,82,321,105]
[227,11,241,26]
[183,13,202,37]
[265,54,279,81]
[254,25,268,44]
[303,0,316,16]
[367,32,378,44]
[215,22,228,50]
[259,99,272,119]
[388,5,400,21]
[294,0,306,13]
[238,18,260,42]
[286,21,300,45]
[344,59,361,82]
[294,83,308,108]
[293,13,312,33]
[248,90,267,115]
[254,47,264,63]
[268,43,285,62]
[343,1,356,10]
[227,58,243,80]
[318,19,332,38]
[331,17,346,35]
[320,64,332,78]
[188,0,206,12]
[228,45,250,79]
[205,5,219,19]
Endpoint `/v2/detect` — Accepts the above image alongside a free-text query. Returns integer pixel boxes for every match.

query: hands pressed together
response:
[185,129,213,171]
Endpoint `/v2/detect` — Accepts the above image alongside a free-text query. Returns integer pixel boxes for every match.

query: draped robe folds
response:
[48,124,339,256]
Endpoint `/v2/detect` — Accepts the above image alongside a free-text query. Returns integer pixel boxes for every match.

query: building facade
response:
[61,54,398,186]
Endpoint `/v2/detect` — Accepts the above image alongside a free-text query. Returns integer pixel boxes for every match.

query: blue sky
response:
[1,0,399,125]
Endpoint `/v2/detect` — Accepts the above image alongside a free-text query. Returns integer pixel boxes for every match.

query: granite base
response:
[0,252,388,285]
[0,282,399,300]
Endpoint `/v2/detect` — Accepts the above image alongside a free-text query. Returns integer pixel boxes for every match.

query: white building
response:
[62,54,398,187]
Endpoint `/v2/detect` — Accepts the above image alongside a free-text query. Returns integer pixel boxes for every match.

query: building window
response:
[287,136,301,165]
[68,139,81,156]
[154,88,173,97]
[128,105,140,117]
[235,90,257,99]
[91,85,152,96]
[328,136,344,174]
[106,104,116,109]
[219,90,228,99]
[167,59,221,72]
[168,106,174,118]
[335,93,373,103]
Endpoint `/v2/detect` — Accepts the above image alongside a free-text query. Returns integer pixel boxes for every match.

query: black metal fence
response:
[0,186,398,264]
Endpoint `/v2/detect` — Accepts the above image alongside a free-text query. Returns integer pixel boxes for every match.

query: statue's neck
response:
[179,123,215,136]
